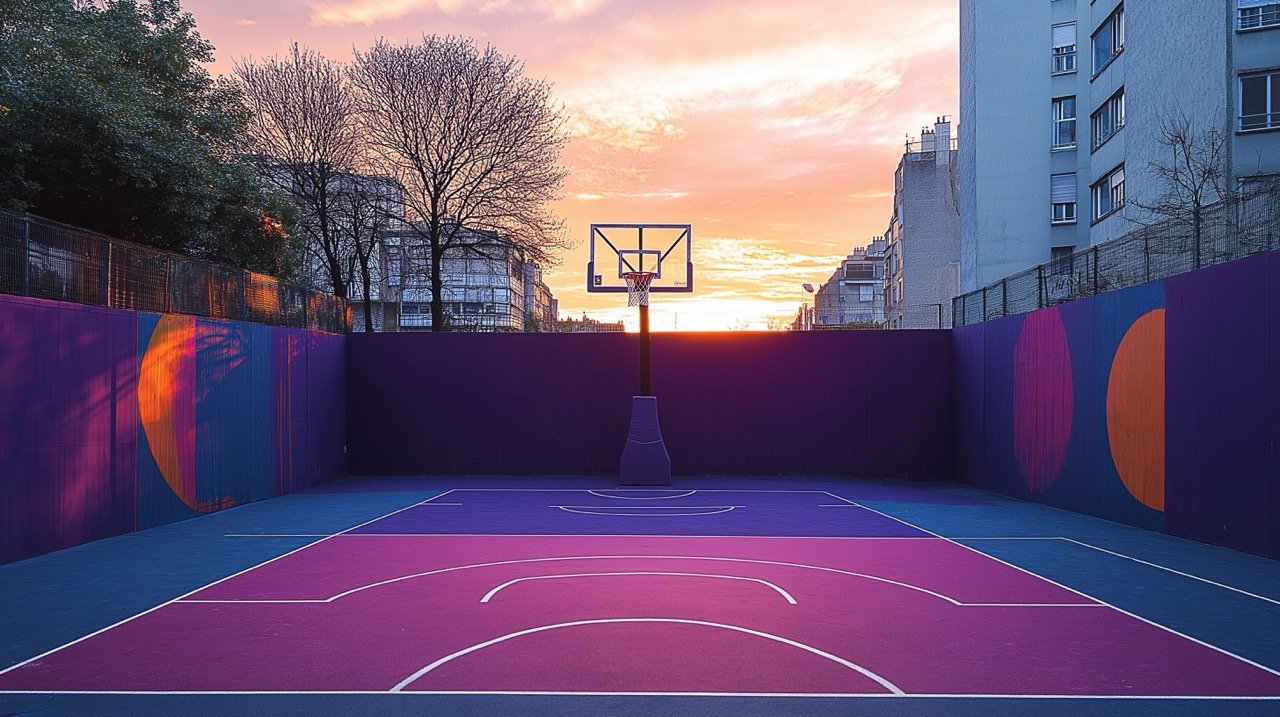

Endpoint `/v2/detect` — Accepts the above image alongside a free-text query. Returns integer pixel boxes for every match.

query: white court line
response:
[820,491,861,506]
[0,494,438,676]
[840,495,1280,679]
[1060,538,1280,607]
[555,505,741,517]
[418,490,458,504]
[389,618,904,694]
[2,690,1279,699]
[481,572,798,604]
[586,490,698,500]
[178,553,1095,607]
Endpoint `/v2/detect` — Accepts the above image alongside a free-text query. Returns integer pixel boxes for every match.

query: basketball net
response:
[623,271,656,307]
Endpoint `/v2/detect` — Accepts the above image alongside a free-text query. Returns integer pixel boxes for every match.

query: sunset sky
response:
[183,0,959,330]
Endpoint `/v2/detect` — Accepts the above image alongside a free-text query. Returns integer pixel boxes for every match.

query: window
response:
[1240,71,1280,130]
[859,285,873,302]
[1091,88,1125,149]
[1051,173,1077,223]
[1092,5,1124,75]
[844,262,875,279]
[1238,1,1280,30]
[1092,165,1125,221]
[1052,23,1076,74]
[1052,96,1077,148]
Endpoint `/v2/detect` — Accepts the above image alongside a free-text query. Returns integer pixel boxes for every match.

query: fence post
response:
[1037,265,1045,308]
[1143,234,1151,281]
[165,256,172,314]
[1192,209,1202,269]
[981,287,987,320]
[100,237,111,306]
[1091,247,1099,295]
[1001,278,1008,316]
[937,303,943,329]
[19,214,30,296]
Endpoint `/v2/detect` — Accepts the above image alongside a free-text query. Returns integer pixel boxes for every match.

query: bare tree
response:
[349,36,570,331]
[1131,112,1232,269]
[235,44,363,298]
[332,175,395,331]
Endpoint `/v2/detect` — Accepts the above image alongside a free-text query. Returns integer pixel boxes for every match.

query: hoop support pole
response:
[639,303,651,396]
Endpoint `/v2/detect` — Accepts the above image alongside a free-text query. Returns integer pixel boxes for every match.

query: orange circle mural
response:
[139,315,235,512]
[1106,309,1165,511]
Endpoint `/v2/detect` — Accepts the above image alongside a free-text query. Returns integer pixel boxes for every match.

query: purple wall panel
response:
[1,293,345,564]
[1166,254,1274,556]
[345,330,953,478]
[951,324,985,486]
[1271,251,1280,558]
[0,298,137,563]
[346,333,426,475]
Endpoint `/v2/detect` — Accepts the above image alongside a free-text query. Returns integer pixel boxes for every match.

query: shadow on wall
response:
[953,248,1280,559]
[0,294,346,564]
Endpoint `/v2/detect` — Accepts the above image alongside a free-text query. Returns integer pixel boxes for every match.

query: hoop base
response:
[619,395,671,486]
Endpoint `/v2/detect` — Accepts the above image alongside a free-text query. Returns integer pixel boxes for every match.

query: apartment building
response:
[812,240,887,327]
[883,118,961,328]
[959,0,1280,293]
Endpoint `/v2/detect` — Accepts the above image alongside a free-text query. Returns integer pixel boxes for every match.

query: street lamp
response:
[801,283,815,330]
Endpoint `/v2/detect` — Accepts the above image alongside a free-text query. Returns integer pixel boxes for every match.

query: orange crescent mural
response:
[1106,309,1165,511]
[139,315,235,512]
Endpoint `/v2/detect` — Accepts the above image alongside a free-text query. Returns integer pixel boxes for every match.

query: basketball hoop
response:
[623,271,656,307]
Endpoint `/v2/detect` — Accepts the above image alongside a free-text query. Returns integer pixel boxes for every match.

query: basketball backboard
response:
[587,224,693,293]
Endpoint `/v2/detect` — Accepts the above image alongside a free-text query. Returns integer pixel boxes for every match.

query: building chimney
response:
[920,127,935,153]
[935,116,951,167]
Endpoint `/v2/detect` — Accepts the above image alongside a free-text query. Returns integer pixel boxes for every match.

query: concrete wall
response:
[347,330,953,480]
[953,248,1280,559]
[0,294,346,564]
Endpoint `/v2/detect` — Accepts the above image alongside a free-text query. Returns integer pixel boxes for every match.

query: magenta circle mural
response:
[1012,308,1074,493]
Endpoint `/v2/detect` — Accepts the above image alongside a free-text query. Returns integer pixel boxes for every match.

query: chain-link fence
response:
[807,304,947,330]
[953,188,1280,327]
[0,209,349,333]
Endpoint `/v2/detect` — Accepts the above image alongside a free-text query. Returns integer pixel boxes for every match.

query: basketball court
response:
[3,478,1279,716]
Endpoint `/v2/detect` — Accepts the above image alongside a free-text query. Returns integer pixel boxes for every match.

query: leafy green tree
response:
[0,0,294,275]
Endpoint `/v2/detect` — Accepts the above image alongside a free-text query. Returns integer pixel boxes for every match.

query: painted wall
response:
[0,294,345,564]
[953,249,1280,558]
[347,330,953,480]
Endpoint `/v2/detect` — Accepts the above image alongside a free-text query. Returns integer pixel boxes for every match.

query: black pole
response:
[639,302,651,396]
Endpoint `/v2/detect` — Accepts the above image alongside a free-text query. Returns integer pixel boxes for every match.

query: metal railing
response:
[0,209,349,333]
[953,187,1280,327]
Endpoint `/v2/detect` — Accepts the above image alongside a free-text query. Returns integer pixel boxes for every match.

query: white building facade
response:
[959,0,1280,293]
[359,224,555,332]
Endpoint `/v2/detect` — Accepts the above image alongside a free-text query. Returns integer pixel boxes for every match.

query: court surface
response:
[3,477,1279,716]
